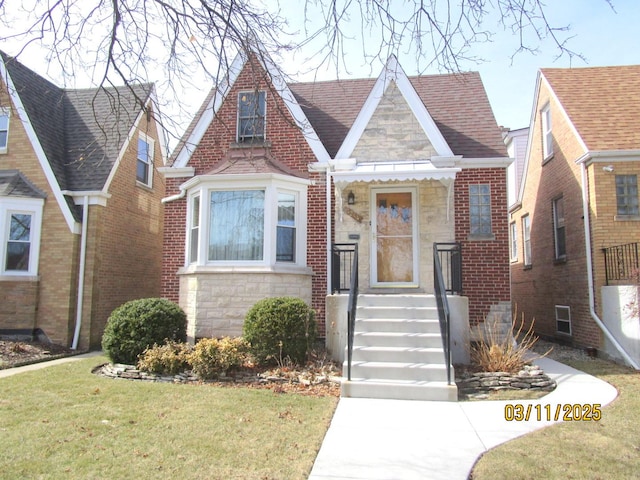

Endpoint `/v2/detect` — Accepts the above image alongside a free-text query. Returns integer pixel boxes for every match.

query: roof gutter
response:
[579,159,639,369]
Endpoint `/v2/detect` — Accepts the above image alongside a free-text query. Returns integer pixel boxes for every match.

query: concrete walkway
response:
[308,357,618,480]
[0,350,104,378]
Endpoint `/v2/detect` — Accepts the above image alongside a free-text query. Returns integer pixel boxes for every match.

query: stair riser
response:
[357,306,438,320]
[356,319,441,334]
[358,295,438,308]
[353,333,443,348]
[341,381,457,402]
[351,348,445,364]
[348,364,449,382]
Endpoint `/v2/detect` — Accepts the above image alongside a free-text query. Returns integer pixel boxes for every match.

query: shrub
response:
[189,337,250,380]
[137,341,192,375]
[101,298,187,364]
[470,308,550,373]
[243,297,316,366]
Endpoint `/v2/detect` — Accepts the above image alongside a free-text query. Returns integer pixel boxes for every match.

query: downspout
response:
[326,166,333,294]
[580,161,639,369]
[71,195,89,350]
[161,186,186,204]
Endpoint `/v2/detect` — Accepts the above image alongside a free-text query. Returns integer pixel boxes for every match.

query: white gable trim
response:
[335,55,454,160]
[172,47,330,168]
[0,59,80,234]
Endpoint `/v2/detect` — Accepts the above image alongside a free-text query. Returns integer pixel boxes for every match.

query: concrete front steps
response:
[341,294,457,402]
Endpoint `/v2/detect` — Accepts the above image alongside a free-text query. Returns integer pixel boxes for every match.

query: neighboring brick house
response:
[161,50,511,355]
[0,52,166,350]
[510,65,640,367]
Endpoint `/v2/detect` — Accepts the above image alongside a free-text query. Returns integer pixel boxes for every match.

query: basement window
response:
[555,305,572,335]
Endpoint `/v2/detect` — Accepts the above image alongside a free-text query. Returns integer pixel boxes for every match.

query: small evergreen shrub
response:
[101,298,187,364]
[137,341,192,375]
[189,337,250,380]
[243,297,316,366]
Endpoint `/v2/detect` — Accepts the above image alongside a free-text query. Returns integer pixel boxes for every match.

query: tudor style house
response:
[510,66,640,368]
[162,50,511,400]
[0,52,166,350]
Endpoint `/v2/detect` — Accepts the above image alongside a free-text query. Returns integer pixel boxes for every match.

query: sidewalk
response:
[0,351,104,379]
[308,357,618,480]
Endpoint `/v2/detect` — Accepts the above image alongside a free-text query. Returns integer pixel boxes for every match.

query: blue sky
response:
[283,0,640,131]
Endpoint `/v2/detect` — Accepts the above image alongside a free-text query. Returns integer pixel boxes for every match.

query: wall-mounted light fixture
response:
[347,191,355,205]
[602,165,614,173]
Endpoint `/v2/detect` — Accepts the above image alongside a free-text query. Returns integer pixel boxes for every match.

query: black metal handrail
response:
[603,242,639,285]
[331,243,357,293]
[346,243,359,381]
[434,242,462,294]
[433,243,453,385]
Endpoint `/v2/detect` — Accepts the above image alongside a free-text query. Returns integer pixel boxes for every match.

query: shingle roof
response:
[542,65,640,151]
[1,51,153,192]
[0,170,47,198]
[289,72,507,159]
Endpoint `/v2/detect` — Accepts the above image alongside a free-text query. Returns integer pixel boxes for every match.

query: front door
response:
[371,188,418,287]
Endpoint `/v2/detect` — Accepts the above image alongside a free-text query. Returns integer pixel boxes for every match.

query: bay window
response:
[185,174,308,269]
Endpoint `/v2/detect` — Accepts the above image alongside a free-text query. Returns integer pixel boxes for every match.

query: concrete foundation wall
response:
[602,286,640,366]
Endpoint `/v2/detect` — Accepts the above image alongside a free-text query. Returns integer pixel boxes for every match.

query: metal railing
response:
[434,242,463,294]
[346,243,359,381]
[603,242,639,285]
[433,243,454,385]
[331,243,357,293]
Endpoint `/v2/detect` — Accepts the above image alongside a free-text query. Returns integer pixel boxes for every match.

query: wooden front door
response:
[371,188,418,287]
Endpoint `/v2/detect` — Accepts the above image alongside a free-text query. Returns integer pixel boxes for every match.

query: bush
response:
[137,341,192,375]
[189,337,250,380]
[101,298,187,364]
[243,297,316,366]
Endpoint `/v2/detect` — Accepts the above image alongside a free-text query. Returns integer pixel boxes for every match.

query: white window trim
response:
[552,196,566,260]
[0,107,10,154]
[0,197,44,277]
[541,104,553,160]
[522,214,531,266]
[136,132,155,187]
[185,174,308,270]
[509,221,518,262]
[237,91,266,143]
[555,305,572,335]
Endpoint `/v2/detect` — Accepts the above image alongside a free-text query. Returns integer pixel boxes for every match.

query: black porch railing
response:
[331,243,357,293]
[433,243,455,385]
[346,243,359,381]
[603,242,639,285]
[434,242,463,295]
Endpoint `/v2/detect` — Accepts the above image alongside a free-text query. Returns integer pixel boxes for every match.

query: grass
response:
[0,356,337,479]
[471,357,640,480]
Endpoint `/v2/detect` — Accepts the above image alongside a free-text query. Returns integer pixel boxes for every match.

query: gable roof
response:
[1,51,156,227]
[541,65,640,152]
[0,169,47,198]
[290,70,506,159]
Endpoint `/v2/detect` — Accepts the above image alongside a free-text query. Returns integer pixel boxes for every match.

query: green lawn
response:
[0,356,337,479]
[471,357,640,479]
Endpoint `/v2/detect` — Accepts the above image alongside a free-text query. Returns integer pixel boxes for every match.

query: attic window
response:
[0,108,9,154]
[238,91,265,143]
[136,133,154,187]
[541,104,553,160]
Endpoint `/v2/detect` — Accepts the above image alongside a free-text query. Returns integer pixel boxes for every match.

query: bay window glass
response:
[6,213,31,271]
[189,195,200,263]
[209,190,265,261]
[276,192,296,262]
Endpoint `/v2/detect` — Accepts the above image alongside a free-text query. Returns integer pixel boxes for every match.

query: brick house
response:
[509,66,640,367]
[162,51,511,400]
[0,52,166,350]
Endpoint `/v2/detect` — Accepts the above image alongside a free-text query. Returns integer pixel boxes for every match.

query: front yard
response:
[0,356,337,479]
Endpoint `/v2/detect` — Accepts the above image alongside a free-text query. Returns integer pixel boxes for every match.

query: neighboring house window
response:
[186,176,308,268]
[0,108,9,154]
[510,222,518,261]
[522,214,531,266]
[237,91,266,142]
[469,184,492,236]
[552,196,566,260]
[555,305,571,335]
[0,199,43,276]
[276,192,296,262]
[541,104,553,159]
[136,133,154,186]
[616,174,639,216]
[189,194,200,264]
[209,190,265,261]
